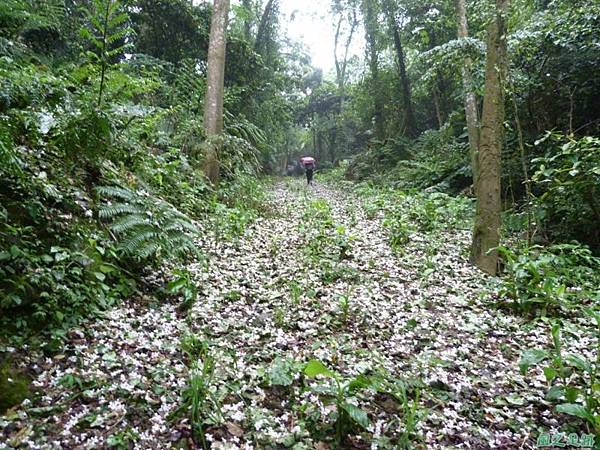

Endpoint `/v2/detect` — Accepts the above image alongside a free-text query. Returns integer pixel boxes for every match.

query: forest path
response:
[2,179,583,449]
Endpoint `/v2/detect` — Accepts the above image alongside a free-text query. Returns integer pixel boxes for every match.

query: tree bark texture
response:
[470,0,509,275]
[203,0,230,185]
[457,0,480,188]
[362,0,385,140]
[384,0,416,136]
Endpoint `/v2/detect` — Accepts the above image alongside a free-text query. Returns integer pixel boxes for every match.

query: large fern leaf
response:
[97,185,200,263]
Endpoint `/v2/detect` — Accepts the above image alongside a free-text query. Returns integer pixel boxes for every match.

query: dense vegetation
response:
[1,0,599,448]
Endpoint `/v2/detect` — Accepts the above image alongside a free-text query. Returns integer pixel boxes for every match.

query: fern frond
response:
[96,186,136,201]
[110,214,150,233]
[136,242,161,259]
[99,203,144,219]
[122,230,159,254]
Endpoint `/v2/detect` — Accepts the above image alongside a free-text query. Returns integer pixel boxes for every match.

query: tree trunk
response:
[242,0,252,40]
[334,5,357,162]
[362,0,385,140]
[457,0,480,188]
[432,85,444,128]
[203,0,230,185]
[255,0,276,57]
[384,0,416,137]
[470,0,509,275]
[334,6,357,112]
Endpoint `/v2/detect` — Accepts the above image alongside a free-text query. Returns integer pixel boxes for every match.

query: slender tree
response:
[332,0,358,163]
[362,0,385,140]
[203,0,230,185]
[255,0,277,59]
[333,0,358,112]
[470,0,510,275]
[457,0,480,189]
[242,0,253,40]
[384,0,417,137]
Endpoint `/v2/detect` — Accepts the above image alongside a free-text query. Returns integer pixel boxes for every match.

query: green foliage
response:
[97,185,199,264]
[130,0,210,64]
[51,108,114,163]
[0,362,30,413]
[80,0,133,106]
[383,213,411,254]
[303,359,374,444]
[106,427,140,449]
[167,268,198,311]
[132,146,211,218]
[497,243,600,315]
[0,214,134,337]
[370,187,473,252]
[301,359,426,446]
[173,338,223,448]
[519,318,600,435]
[300,199,354,269]
[266,357,303,387]
[338,292,351,325]
[0,0,64,41]
[532,133,600,250]
[377,376,426,449]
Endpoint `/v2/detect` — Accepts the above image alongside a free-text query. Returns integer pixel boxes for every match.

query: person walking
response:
[300,156,316,185]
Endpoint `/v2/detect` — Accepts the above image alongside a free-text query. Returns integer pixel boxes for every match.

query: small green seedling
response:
[304,359,374,444]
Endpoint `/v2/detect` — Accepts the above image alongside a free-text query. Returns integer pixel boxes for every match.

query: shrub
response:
[532,133,600,251]
[519,317,600,436]
[497,243,600,315]
[97,185,200,264]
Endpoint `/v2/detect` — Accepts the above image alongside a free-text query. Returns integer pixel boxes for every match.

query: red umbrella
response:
[300,156,315,165]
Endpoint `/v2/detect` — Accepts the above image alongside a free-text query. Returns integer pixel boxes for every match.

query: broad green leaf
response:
[546,385,564,401]
[94,272,106,281]
[519,349,548,375]
[506,394,525,406]
[347,375,373,394]
[556,403,592,420]
[551,323,561,354]
[566,354,591,372]
[565,386,580,403]
[543,367,557,382]
[304,360,335,379]
[342,402,370,429]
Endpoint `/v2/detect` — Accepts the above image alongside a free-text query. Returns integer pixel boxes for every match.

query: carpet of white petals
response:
[1,179,596,449]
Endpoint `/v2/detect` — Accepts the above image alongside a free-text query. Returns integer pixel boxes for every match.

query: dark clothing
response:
[306,167,314,185]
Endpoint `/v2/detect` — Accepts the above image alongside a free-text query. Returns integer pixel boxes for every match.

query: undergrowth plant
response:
[97,185,199,264]
[519,315,600,436]
[173,336,223,448]
[377,376,426,449]
[497,243,600,315]
[303,359,374,445]
[167,268,198,311]
[301,359,426,446]
[80,0,133,107]
[300,199,354,267]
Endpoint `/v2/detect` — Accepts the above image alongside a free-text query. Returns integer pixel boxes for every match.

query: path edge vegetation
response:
[1,0,600,447]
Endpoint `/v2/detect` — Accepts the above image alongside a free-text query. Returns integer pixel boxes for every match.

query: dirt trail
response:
[1,180,591,449]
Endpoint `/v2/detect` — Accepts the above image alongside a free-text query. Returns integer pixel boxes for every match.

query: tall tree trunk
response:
[384,0,416,137]
[429,29,446,128]
[432,85,444,128]
[362,0,385,140]
[457,0,480,188]
[470,0,509,275]
[334,7,357,112]
[242,0,252,40]
[255,0,276,57]
[334,5,357,163]
[203,0,230,185]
